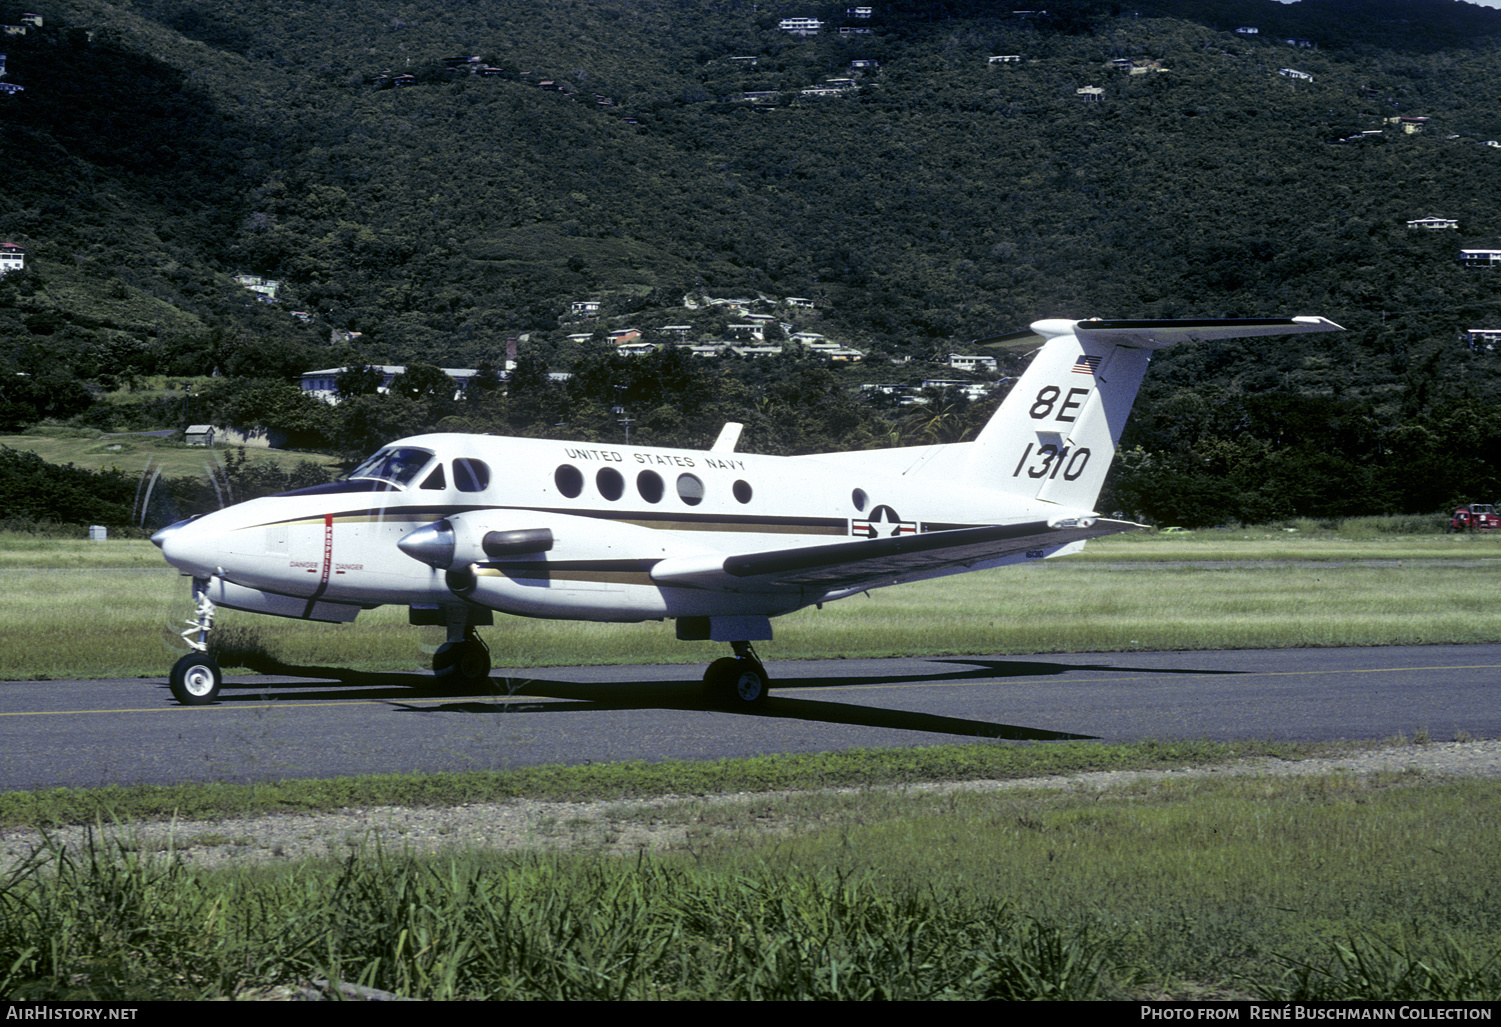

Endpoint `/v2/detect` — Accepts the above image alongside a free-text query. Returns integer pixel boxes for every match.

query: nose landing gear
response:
[169,578,223,705]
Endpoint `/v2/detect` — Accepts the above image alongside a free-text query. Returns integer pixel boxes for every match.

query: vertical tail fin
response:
[966,317,1343,510]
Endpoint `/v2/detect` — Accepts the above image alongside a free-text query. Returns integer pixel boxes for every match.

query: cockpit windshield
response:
[343,447,435,489]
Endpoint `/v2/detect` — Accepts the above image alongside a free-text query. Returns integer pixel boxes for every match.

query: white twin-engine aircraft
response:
[153,316,1341,706]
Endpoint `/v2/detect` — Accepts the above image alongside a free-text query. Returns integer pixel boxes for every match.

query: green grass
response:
[3,520,1498,1001]
[0,738,1308,829]
[3,766,1498,1000]
[1078,520,1501,561]
[0,427,340,479]
[691,772,1501,1000]
[777,558,1501,656]
[2,528,1501,1002]
[28,259,209,339]
[2,532,1499,679]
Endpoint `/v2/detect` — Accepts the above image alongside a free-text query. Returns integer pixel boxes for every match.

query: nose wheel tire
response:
[703,656,770,706]
[169,653,223,706]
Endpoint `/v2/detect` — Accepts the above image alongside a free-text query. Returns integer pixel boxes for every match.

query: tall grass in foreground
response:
[0,841,1114,1000]
[4,774,1499,1000]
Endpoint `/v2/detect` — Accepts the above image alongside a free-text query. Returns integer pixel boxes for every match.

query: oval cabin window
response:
[555,465,584,498]
[676,473,705,506]
[597,467,625,501]
[637,470,664,503]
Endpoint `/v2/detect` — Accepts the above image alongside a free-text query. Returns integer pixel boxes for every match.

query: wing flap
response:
[650,518,1145,593]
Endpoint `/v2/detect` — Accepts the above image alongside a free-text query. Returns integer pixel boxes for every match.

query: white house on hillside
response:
[300,365,479,403]
[1460,248,1501,267]
[234,273,280,302]
[949,354,998,373]
[778,17,822,34]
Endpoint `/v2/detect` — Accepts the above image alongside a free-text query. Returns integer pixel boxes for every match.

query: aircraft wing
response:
[650,518,1144,593]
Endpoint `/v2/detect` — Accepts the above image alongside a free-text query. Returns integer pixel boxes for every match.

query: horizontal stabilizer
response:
[974,316,1342,352]
[1071,316,1342,349]
[651,518,1145,593]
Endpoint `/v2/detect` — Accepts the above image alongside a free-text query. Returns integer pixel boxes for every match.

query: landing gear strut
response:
[703,641,770,706]
[169,578,223,705]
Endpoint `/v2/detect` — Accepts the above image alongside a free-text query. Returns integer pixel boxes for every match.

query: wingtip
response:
[1291,315,1345,331]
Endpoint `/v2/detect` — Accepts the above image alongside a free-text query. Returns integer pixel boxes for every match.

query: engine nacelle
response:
[399,514,557,571]
[416,511,684,621]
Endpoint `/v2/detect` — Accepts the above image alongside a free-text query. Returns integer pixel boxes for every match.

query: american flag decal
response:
[1072,354,1100,376]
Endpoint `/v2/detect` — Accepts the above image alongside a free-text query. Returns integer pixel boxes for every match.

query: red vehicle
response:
[1450,504,1501,532]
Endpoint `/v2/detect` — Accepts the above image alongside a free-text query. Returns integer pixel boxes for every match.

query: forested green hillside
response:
[3,0,1501,525]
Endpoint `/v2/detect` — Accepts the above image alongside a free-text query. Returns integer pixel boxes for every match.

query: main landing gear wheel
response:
[433,636,492,688]
[703,656,770,707]
[169,652,222,706]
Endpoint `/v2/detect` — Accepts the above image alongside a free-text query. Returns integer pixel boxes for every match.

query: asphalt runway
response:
[1,644,1498,790]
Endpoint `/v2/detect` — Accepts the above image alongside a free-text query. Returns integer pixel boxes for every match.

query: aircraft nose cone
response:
[399,520,457,569]
[151,516,198,550]
[151,515,220,577]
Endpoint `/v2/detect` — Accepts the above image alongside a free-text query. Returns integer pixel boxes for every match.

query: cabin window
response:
[732,479,753,504]
[676,473,704,506]
[419,465,446,490]
[852,488,868,511]
[637,470,664,503]
[555,465,584,498]
[597,467,625,501]
[454,458,490,493]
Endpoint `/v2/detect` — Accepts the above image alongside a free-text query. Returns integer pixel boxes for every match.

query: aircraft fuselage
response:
[154,432,1072,625]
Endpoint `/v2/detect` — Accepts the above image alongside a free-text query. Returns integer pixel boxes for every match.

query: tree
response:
[506,353,568,430]
[0,449,135,527]
[390,363,459,405]
[202,379,337,450]
[335,365,385,400]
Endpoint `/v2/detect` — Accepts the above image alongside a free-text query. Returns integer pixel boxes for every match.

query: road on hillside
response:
[1,644,1498,790]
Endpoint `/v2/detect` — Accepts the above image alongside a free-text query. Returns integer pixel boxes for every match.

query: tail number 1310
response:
[1013,443,1091,481]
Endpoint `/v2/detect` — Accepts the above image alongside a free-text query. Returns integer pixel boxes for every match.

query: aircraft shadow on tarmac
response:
[165,655,1246,743]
